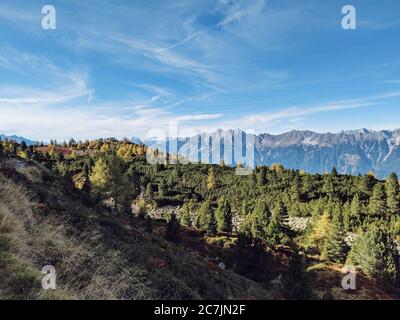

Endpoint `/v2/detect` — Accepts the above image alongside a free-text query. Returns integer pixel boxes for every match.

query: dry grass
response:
[0,161,152,299]
[0,158,272,300]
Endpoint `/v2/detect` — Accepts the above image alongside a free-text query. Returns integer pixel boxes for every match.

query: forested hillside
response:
[0,137,399,299]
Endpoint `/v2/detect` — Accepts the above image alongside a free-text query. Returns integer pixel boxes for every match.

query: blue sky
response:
[0,0,400,141]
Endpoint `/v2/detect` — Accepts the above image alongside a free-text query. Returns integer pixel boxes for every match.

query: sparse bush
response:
[165,213,181,243]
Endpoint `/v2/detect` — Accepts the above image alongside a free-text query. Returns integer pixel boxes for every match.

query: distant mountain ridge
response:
[0,134,38,146]
[136,128,400,178]
[3,129,400,178]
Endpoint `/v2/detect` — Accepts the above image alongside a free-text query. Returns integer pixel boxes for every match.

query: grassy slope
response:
[0,157,397,300]
[0,158,270,300]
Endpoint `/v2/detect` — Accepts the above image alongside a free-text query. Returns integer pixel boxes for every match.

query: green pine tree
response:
[348,223,398,289]
[360,173,376,195]
[250,199,270,239]
[144,183,155,205]
[386,173,400,217]
[106,156,132,214]
[158,179,167,197]
[208,209,217,236]
[216,196,233,233]
[198,200,216,234]
[349,194,364,229]
[179,200,196,227]
[241,199,249,216]
[322,175,334,198]
[368,183,387,219]
[291,174,302,202]
[265,202,288,247]
[322,206,348,263]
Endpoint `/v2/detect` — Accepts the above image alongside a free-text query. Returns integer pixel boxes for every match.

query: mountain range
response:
[3,128,400,178]
[0,134,37,146]
[135,128,400,179]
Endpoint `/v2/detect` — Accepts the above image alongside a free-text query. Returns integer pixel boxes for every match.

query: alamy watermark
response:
[39,4,355,31]
[342,5,356,30]
[41,5,56,30]
[145,121,255,175]
[41,265,56,290]
[341,265,356,290]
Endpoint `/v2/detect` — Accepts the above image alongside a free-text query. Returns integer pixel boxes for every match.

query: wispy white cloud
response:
[154,0,267,53]
[1,0,400,141]
[0,44,222,140]
[0,71,92,107]
[134,83,173,97]
[0,100,224,141]
[155,32,202,53]
[217,0,266,27]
